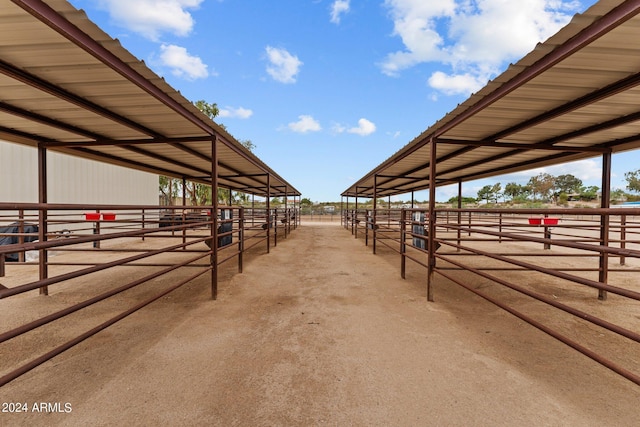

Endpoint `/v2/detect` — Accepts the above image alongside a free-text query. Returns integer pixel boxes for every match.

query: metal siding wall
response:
[1,141,158,205]
[0,143,38,202]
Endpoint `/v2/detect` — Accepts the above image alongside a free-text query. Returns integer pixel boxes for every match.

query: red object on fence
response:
[102,213,116,221]
[544,217,559,225]
[528,218,542,225]
[84,212,100,221]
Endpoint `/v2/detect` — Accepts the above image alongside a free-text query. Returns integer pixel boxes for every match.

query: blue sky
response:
[68,0,639,203]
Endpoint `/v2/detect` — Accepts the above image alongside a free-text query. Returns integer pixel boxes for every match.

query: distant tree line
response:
[462,170,640,206]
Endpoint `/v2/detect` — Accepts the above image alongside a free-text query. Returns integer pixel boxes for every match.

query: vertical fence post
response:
[18,209,25,262]
[37,144,48,296]
[238,207,244,273]
[141,208,146,241]
[365,210,370,247]
[544,214,551,250]
[373,176,378,255]
[266,175,271,254]
[598,152,612,301]
[274,208,278,247]
[427,137,437,302]
[211,137,219,300]
[401,208,406,279]
[182,178,188,250]
[620,214,626,266]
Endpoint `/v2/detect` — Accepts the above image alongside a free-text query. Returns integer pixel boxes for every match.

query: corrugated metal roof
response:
[343,0,640,198]
[0,0,300,198]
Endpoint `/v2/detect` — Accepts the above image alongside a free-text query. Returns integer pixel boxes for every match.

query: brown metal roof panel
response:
[559,53,640,74]
[566,123,640,147]
[525,73,627,98]
[0,112,81,141]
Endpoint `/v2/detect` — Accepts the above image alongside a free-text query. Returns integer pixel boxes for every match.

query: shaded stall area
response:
[0,0,299,387]
[342,0,640,386]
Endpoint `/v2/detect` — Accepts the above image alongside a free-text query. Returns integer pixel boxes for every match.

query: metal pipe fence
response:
[343,207,640,386]
[0,202,299,387]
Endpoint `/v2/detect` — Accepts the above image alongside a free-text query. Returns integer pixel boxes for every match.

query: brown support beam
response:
[284,186,288,238]
[347,196,350,231]
[427,137,437,302]
[182,177,187,247]
[400,207,406,279]
[37,143,48,295]
[457,180,462,252]
[354,192,359,239]
[266,174,271,254]
[373,175,378,255]
[238,207,244,274]
[599,152,612,301]
[211,137,219,300]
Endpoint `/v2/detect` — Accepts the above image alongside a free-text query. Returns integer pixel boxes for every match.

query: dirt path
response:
[1,222,639,426]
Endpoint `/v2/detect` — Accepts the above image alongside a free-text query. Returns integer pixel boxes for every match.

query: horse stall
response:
[0,1,300,388]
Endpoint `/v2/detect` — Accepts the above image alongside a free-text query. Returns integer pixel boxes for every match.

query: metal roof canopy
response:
[342,0,640,199]
[0,0,300,199]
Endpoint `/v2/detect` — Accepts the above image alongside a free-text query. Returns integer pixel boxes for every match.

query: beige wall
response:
[1,141,158,205]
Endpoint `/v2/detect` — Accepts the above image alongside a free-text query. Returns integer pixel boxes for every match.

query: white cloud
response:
[218,106,253,119]
[288,115,321,133]
[428,71,486,96]
[331,118,377,136]
[381,0,581,95]
[348,118,377,136]
[330,0,350,24]
[159,44,209,80]
[331,122,347,134]
[97,0,203,41]
[265,46,303,84]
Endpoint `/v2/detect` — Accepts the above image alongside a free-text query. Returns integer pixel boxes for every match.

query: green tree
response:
[579,185,599,201]
[611,188,627,202]
[195,99,219,120]
[477,185,493,203]
[239,139,256,152]
[490,183,502,203]
[186,182,212,206]
[477,183,501,203]
[558,192,569,206]
[528,173,555,202]
[159,176,180,205]
[625,170,640,193]
[503,182,530,201]
[555,174,583,195]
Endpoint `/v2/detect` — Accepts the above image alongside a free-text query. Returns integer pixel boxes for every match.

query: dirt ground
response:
[1,220,640,426]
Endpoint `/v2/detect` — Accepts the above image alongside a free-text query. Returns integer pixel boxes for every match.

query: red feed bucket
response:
[84,212,100,221]
[102,213,116,221]
[544,217,559,225]
[528,218,542,225]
